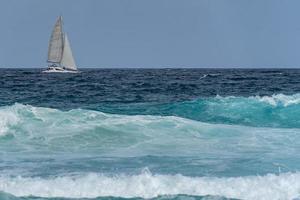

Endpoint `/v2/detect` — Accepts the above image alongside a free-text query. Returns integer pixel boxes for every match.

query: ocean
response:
[0,68,300,200]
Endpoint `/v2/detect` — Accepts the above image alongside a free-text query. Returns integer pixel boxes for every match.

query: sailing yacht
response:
[43,16,78,73]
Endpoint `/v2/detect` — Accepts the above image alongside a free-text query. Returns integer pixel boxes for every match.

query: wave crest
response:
[1,171,300,200]
[253,93,300,107]
[145,93,300,128]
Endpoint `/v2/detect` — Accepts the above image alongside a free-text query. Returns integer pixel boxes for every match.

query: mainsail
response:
[47,16,64,63]
[61,34,77,70]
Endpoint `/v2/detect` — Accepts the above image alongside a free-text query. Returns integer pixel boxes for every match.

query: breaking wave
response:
[0,171,300,200]
[0,103,300,157]
[0,101,300,200]
[253,93,300,106]
[123,93,300,128]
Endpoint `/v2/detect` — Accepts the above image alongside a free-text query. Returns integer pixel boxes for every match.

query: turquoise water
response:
[1,69,300,200]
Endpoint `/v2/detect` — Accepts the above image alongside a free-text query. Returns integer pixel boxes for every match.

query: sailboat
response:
[43,16,78,73]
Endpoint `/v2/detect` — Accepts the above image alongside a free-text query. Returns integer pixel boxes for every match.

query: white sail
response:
[47,16,64,63]
[61,33,77,70]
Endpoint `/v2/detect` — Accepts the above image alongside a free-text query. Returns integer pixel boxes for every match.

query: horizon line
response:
[1,66,300,70]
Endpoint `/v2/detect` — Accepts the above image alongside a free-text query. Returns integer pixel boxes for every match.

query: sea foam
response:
[0,105,19,136]
[0,171,300,200]
[214,93,300,107]
[254,93,300,107]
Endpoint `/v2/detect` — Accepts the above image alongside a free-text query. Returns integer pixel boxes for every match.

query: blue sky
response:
[1,0,300,68]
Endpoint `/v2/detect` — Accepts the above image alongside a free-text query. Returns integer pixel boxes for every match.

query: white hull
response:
[42,67,79,73]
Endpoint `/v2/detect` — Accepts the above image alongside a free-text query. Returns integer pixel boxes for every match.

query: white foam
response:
[0,171,300,200]
[0,105,20,136]
[254,94,300,107]
[213,93,300,107]
[209,73,221,76]
[200,74,208,79]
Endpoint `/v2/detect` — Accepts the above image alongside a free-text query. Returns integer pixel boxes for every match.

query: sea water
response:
[0,68,300,200]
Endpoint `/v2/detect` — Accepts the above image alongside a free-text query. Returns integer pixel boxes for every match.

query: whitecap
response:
[253,93,300,107]
[0,171,300,200]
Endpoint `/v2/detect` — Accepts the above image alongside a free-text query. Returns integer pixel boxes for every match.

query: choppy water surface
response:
[1,68,300,200]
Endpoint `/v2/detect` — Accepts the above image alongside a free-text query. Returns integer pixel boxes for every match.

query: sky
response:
[1,0,300,68]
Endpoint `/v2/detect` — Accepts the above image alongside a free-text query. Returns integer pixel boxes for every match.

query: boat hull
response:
[42,67,79,73]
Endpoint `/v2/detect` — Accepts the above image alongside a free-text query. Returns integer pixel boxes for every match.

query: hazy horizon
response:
[2,67,300,69]
[1,0,300,68]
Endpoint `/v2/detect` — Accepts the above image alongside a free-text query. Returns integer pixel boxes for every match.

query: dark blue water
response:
[1,68,300,108]
[1,68,300,200]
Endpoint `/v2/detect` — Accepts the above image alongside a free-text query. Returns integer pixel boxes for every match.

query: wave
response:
[199,74,208,79]
[1,103,300,179]
[0,103,300,156]
[0,171,300,200]
[118,93,300,128]
[0,103,300,200]
[3,93,300,130]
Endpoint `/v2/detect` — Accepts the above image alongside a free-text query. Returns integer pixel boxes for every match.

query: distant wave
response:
[199,73,221,79]
[208,73,221,76]
[0,171,300,200]
[199,74,208,79]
